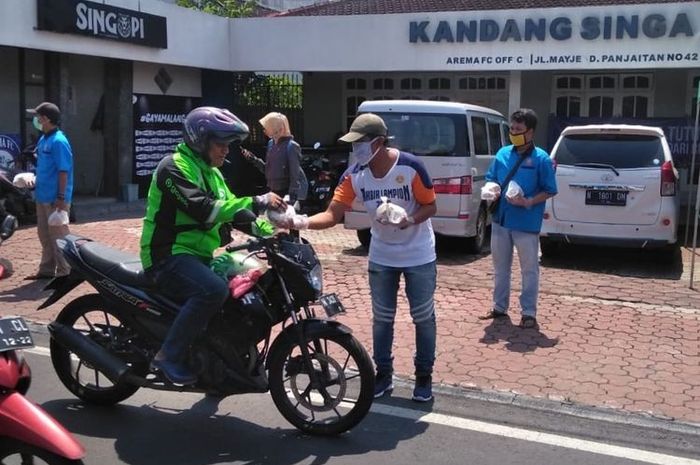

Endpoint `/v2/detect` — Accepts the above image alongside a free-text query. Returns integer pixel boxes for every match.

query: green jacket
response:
[140,143,254,269]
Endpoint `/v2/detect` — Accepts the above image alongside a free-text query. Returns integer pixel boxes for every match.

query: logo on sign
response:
[117,13,132,38]
[0,135,21,170]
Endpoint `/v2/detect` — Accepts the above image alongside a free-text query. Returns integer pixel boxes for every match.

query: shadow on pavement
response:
[540,244,683,280]
[0,278,50,303]
[42,397,428,465]
[479,316,559,353]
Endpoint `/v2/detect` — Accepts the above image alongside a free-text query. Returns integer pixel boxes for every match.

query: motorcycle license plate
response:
[0,317,34,352]
[319,293,346,317]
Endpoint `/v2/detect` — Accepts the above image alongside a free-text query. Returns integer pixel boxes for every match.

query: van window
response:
[556,134,664,169]
[471,117,489,155]
[488,120,503,154]
[372,112,468,157]
[501,122,510,146]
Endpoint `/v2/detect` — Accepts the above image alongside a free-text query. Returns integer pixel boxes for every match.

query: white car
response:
[540,124,680,256]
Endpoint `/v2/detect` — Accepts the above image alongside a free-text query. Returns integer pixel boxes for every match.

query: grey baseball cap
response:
[27,102,61,124]
[338,113,388,143]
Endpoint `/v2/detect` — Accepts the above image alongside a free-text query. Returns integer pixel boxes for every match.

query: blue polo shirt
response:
[486,145,557,233]
[35,128,74,204]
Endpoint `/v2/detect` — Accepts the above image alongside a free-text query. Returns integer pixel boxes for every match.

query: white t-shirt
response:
[333,150,436,267]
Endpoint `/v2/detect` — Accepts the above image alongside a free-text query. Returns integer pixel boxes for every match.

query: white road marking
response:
[26,346,51,357]
[371,404,700,465]
[27,346,698,465]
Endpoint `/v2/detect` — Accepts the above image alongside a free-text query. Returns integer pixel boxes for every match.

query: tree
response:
[176,0,257,18]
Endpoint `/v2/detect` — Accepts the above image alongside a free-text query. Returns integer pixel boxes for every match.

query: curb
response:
[391,376,700,437]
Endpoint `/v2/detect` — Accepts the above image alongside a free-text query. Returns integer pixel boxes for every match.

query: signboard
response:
[37,0,168,48]
[132,94,199,194]
[547,115,698,168]
[0,134,22,171]
[229,3,700,71]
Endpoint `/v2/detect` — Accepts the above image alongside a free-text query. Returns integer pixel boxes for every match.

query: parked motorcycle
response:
[301,143,347,214]
[0,316,85,464]
[0,165,36,226]
[39,210,375,436]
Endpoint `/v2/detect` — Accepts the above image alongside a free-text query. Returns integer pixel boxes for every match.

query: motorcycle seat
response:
[79,241,153,288]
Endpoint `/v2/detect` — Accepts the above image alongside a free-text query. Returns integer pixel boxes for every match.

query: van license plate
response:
[585,190,627,206]
[0,317,34,352]
[319,293,346,317]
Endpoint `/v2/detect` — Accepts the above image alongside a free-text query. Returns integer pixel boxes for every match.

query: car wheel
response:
[466,207,487,255]
[539,237,559,257]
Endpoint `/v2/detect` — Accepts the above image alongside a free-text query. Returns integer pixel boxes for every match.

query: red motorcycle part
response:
[0,392,85,460]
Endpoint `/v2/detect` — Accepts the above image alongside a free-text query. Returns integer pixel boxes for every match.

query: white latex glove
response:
[290,214,309,230]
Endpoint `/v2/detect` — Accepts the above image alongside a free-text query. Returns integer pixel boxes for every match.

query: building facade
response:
[0,0,698,199]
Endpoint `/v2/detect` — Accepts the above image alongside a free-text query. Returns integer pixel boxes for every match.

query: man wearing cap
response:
[272,113,439,402]
[25,102,74,279]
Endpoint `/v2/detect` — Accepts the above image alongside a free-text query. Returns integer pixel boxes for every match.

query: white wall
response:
[0,0,231,70]
[133,62,201,97]
[229,3,700,72]
[2,1,698,73]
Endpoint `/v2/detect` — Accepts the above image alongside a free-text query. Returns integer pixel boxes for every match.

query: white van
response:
[343,100,509,253]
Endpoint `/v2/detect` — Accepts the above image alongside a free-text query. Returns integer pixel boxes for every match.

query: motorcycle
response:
[39,210,375,436]
[301,143,346,214]
[0,146,37,226]
[0,316,85,464]
[0,202,19,278]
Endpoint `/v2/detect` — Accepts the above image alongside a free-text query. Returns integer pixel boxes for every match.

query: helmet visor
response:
[210,130,247,145]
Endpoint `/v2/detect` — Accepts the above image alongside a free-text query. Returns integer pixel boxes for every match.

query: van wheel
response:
[466,207,487,254]
[357,229,371,249]
[540,237,559,257]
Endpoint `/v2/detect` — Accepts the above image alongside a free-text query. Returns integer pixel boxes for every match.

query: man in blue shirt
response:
[480,109,557,329]
[24,102,74,280]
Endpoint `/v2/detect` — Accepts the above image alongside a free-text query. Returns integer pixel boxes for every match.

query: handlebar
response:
[225,240,256,253]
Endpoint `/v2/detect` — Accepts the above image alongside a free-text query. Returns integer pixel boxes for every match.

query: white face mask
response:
[352,137,381,166]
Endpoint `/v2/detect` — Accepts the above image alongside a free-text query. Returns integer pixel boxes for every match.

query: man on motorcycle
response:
[140,106,284,385]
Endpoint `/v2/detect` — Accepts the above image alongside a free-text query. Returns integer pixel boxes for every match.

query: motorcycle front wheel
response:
[268,332,374,436]
[0,438,84,465]
[50,294,148,406]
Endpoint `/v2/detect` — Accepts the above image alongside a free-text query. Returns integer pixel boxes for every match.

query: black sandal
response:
[478,310,508,320]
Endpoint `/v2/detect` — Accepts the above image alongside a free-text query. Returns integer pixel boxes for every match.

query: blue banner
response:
[0,134,22,170]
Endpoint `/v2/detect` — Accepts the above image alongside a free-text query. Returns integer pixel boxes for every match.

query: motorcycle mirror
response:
[0,214,18,241]
[313,142,321,150]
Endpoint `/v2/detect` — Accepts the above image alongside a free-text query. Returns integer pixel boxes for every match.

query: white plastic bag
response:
[48,209,69,227]
[481,182,501,201]
[505,181,524,200]
[12,172,35,188]
[267,204,296,226]
[375,196,407,225]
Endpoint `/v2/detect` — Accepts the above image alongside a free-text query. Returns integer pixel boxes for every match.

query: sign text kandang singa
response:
[409,13,694,43]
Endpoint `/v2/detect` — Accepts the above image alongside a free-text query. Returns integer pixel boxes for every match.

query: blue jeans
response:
[368,260,437,377]
[148,254,229,363]
[490,222,540,317]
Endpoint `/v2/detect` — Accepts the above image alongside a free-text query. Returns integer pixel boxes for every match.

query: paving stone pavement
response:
[1,214,699,426]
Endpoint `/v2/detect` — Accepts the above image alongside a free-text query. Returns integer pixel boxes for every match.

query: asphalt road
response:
[20,333,700,465]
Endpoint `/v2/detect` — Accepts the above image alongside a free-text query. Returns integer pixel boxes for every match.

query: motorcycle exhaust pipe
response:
[48,322,144,386]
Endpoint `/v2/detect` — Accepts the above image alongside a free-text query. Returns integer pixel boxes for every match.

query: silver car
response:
[540,124,680,256]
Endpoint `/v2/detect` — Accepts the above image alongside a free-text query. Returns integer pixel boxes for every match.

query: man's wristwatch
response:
[406,216,416,224]
[56,193,65,200]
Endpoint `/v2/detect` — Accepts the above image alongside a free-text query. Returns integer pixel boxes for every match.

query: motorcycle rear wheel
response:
[268,332,374,436]
[0,438,84,465]
[50,294,147,406]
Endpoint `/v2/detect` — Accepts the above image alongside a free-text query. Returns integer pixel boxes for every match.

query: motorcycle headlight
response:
[309,263,323,296]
